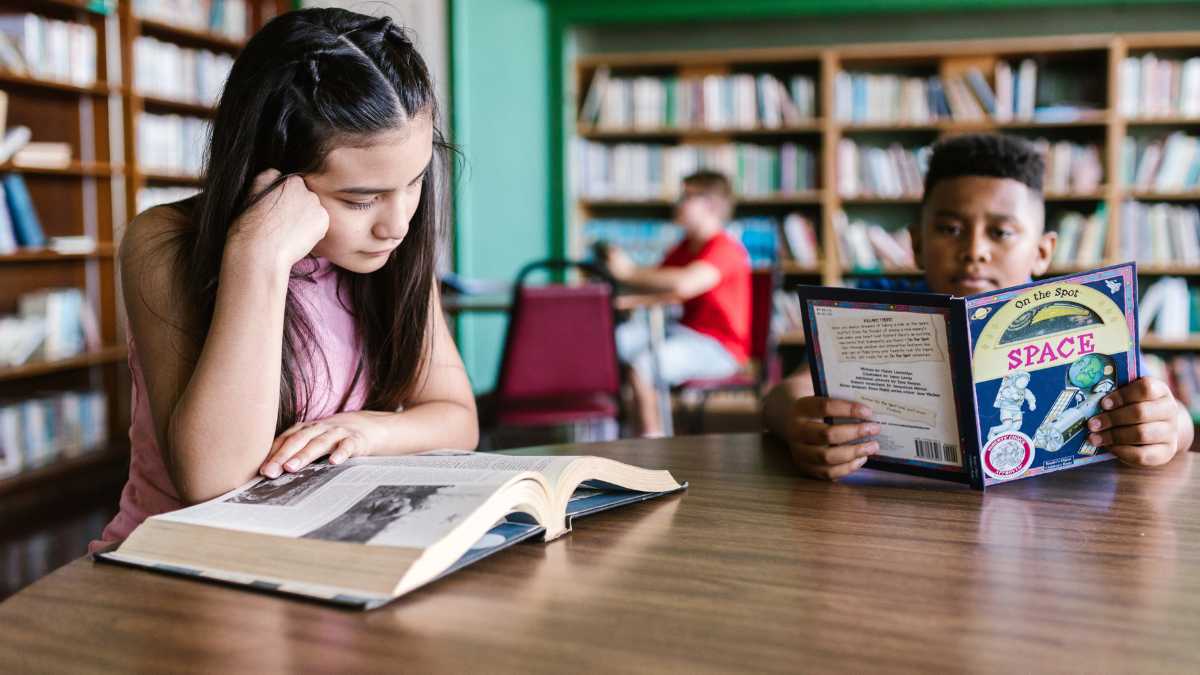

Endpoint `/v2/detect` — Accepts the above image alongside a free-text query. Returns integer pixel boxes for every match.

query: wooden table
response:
[2,434,1197,673]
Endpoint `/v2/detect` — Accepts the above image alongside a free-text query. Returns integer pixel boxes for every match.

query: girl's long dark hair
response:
[177,8,448,432]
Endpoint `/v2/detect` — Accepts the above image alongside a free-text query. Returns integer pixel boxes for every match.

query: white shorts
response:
[616,321,741,386]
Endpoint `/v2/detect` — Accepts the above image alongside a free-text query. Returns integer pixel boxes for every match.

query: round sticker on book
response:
[982,431,1035,481]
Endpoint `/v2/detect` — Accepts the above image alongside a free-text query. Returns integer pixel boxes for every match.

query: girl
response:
[91,8,477,552]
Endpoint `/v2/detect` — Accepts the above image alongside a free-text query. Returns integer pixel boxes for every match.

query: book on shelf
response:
[580,70,817,130]
[133,0,250,41]
[1139,277,1195,341]
[0,389,108,478]
[1123,133,1200,193]
[1050,207,1108,268]
[1121,53,1200,119]
[97,452,686,609]
[780,212,819,267]
[836,139,928,199]
[1143,354,1200,421]
[584,216,784,268]
[1033,138,1103,194]
[15,287,100,361]
[137,112,210,177]
[0,14,96,86]
[572,139,816,200]
[833,211,915,272]
[2,173,43,248]
[796,262,1138,489]
[1119,202,1200,266]
[47,235,97,255]
[11,142,71,169]
[134,36,235,107]
[0,125,31,165]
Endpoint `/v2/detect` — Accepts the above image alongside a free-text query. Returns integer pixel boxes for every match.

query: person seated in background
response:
[598,170,751,437]
[762,133,1194,478]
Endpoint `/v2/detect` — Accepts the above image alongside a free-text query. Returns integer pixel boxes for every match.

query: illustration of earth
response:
[1068,353,1112,390]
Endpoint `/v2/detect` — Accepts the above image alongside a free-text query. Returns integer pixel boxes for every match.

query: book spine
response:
[2,173,43,247]
[952,299,985,490]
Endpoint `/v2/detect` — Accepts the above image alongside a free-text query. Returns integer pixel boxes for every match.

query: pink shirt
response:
[90,257,368,552]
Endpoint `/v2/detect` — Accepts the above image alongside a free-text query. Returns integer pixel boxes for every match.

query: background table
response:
[1,434,1197,673]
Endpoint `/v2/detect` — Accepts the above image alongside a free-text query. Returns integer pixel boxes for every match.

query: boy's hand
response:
[1086,377,1183,467]
[780,397,881,480]
[600,244,636,281]
[259,410,393,478]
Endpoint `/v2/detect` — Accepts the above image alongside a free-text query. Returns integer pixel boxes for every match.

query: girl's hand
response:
[781,397,881,480]
[259,411,392,478]
[1086,377,1184,467]
[226,169,330,271]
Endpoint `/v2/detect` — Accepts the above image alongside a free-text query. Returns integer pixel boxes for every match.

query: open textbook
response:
[97,453,685,609]
[797,263,1138,489]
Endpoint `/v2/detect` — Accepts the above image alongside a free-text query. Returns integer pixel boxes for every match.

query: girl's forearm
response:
[372,400,479,455]
[168,249,291,502]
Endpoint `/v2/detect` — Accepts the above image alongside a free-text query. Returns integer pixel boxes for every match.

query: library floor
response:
[0,393,762,602]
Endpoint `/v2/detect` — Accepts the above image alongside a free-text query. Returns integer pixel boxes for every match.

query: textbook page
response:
[152,455,574,549]
[810,302,964,469]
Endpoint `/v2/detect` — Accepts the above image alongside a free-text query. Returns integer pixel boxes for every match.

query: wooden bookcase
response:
[571,31,1200,352]
[0,0,287,513]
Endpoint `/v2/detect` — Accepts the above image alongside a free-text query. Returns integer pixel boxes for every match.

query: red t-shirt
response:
[661,231,751,363]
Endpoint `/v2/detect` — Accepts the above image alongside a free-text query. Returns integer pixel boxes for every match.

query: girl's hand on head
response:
[1086,376,1183,467]
[226,169,330,271]
[784,396,881,480]
[259,410,392,478]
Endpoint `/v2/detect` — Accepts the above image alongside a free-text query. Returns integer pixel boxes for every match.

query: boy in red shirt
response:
[600,170,751,436]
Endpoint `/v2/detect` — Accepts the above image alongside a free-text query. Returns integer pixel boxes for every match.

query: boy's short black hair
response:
[923,133,1044,199]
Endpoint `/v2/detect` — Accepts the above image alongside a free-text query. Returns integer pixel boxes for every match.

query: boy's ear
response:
[1033,228,1056,276]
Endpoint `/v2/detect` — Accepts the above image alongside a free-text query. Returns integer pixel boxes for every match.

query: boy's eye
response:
[934,222,961,236]
[990,225,1015,240]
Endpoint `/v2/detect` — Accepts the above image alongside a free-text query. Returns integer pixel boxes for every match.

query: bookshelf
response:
[571,32,1200,365]
[0,1,288,512]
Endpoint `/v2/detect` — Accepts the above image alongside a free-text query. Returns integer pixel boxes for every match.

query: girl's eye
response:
[344,199,375,211]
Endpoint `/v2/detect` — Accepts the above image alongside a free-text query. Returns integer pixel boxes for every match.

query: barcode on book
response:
[914,438,960,464]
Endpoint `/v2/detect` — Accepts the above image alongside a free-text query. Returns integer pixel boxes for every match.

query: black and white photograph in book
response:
[224,464,351,507]
[302,485,450,544]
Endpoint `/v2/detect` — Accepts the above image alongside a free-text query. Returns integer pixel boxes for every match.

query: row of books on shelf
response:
[1118,202,1200,265]
[836,140,929,199]
[1119,54,1200,119]
[0,13,97,87]
[138,186,201,216]
[580,68,817,130]
[1035,138,1104,195]
[584,215,814,269]
[0,389,108,479]
[833,211,915,272]
[1124,133,1200,193]
[1140,277,1200,341]
[134,0,251,41]
[0,287,99,369]
[134,36,235,107]
[835,60,1100,124]
[1144,355,1200,422]
[1051,207,1108,267]
[572,140,817,200]
[137,112,210,177]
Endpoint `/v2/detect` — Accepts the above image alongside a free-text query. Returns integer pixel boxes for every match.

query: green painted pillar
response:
[450,0,550,392]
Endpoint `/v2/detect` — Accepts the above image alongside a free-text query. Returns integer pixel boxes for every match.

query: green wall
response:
[451,0,1197,391]
[451,0,550,392]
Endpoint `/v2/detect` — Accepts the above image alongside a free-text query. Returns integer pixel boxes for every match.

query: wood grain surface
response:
[1,433,1197,674]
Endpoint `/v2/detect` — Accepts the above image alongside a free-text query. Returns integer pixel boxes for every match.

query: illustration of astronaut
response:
[987,370,1037,440]
[1032,353,1118,453]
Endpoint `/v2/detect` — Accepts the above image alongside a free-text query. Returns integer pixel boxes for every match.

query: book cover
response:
[797,263,1138,489]
[2,172,43,247]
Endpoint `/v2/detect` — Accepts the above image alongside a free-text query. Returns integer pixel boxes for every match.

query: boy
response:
[763,133,1193,479]
[600,170,751,436]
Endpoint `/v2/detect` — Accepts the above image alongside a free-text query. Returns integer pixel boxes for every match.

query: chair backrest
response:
[494,259,621,401]
[749,269,780,385]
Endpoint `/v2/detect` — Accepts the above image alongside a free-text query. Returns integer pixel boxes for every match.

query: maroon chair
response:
[677,268,780,433]
[488,260,623,437]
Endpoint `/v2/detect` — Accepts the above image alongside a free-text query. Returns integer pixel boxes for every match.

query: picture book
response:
[797,263,1139,489]
[97,452,685,609]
